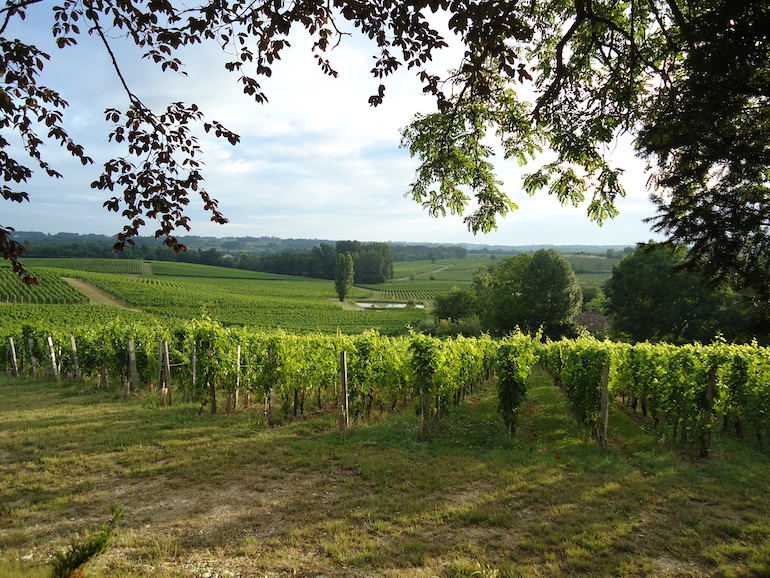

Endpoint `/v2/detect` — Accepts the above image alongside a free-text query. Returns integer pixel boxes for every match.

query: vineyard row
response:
[540,338,770,455]
[3,322,537,436]
[7,321,770,451]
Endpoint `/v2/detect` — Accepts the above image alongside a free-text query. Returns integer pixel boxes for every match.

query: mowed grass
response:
[2,370,770,577]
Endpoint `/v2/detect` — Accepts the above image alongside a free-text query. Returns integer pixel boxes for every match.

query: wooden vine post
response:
[156,339,163,392]
[7,337,18,377]
[127,339,138,393]
[46,337,59,381]
[27,338,37,375]
[339,351,349,429]
[700,367,717,459]
[69,336,81,381]
[159,340,172,406]
[190,343,197,402]
[599,364,610,448]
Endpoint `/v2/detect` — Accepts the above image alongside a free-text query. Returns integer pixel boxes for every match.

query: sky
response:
[3,6,664,248]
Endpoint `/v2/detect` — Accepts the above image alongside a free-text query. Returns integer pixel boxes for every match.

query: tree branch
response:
[0,0,43,31]
[532,10,585,121]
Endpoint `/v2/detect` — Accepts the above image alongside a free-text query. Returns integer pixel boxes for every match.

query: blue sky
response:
[4,7,662,247]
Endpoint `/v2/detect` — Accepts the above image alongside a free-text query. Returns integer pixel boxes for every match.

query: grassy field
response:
[1,370,769,577]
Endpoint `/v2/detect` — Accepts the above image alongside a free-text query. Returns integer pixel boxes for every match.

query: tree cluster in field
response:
[431,249,582,340]
[244,241,394,284]
[390,244,469,262]
[433,242,767,346]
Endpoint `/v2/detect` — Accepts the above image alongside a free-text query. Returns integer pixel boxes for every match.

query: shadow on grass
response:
[2,372,770,577]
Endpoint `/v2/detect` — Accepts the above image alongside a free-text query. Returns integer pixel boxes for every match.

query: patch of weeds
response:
[50,502,122,578]
[144,534,183,561]
[0,528,28,548]
[439,559,523,578]
[0,557,48,578]
[312,519,382,566]
[708,521,746,540]
[395,540,432,567]
[238,535,262,556]
[459,508,510,528]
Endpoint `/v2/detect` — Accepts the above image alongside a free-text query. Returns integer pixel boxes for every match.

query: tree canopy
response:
[604,243,749,344]
[433,249,582,338]
[2,0,768,293]
[334,251,354,302]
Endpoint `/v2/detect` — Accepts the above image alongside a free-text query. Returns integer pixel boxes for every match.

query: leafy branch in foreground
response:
[2,0,769,303]
[50,502,123,578]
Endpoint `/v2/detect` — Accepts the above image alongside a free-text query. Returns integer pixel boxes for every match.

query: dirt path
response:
[62,277,137,310]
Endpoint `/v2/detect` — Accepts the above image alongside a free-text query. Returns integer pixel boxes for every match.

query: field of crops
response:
[390,254,619,288]
[1,260,426,335]
[376,289,446,300]
[360,279,459,293]
[575,272,612,284]
[149,261,288,279]
[564,254,621,273]
[392,262,444,277]
[2,325,531,423]
[24,258,144,274]
[1,253,623,336]
[0,266,88,304]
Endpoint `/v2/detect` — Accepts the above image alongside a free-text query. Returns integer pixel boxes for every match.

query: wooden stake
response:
[157,339,163,390]
[27,338,37,375]
[600,364,610,448]
[340,351,349,429]
[127,339,138,392]
[7,337,18,377]
[163,340,172,405]
[69,336,80,380]
[46,337,59,381]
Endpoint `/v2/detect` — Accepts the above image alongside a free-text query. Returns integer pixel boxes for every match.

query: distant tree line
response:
[235,241,393,284]
[390,244,468,261]
[23,237,393,284]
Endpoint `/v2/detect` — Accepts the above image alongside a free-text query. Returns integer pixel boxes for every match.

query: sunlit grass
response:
[2,371,770,576]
